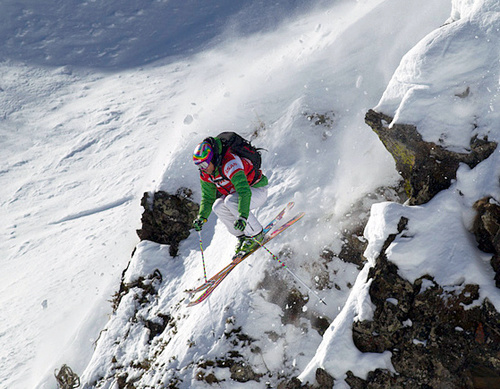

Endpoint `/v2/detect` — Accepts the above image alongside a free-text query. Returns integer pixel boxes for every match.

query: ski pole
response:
[198,232,216,336]
[250,237,327,305]
[198,231,208,282]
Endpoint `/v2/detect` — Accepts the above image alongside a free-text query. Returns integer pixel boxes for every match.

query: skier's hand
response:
[234,216,247,232]
[193,216,207,232]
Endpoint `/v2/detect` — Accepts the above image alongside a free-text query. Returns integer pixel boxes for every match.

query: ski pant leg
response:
[212,186,268,237]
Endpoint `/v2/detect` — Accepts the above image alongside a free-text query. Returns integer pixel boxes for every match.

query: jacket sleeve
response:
[231,170,252,219]
[199,179,217,220]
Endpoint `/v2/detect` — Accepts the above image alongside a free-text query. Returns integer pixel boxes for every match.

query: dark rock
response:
[278,377,307,389]
[345,369,400,389]
[230,362,261,382]
[338,229,367,269]
[144,313,171,341]
[136,188,199,256]
[351,215,500,388]
[315,368,334,388]
[473,197,500,287]
[111,269,163,312]
[338,185,407,269]
[282,288,308,325]
[365,109,497,205]
[472,197,500,253]
[311,315,330,337]
[277,372,333,389]
[491,254,500,288]
[205,373,219,384]
[116,373,129,389]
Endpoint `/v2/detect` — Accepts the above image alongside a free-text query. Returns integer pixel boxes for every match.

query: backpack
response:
[204,132,263,184]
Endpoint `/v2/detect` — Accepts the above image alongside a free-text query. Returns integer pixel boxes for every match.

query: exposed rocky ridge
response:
[365,109,497,205]
[334,112,500,388]
[276,110,500,388]
[281,210,500,389]
[349,216,500,389]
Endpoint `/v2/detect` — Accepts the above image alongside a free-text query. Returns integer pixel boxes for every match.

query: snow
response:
[376,0,500,151]
[363,193,500,310]
[3,0,500,387]
[299,264,394,384]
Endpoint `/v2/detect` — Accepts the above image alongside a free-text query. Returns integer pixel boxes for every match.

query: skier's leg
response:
[243,186,268,236]
[213,187,268,237]
[212,196,240,236]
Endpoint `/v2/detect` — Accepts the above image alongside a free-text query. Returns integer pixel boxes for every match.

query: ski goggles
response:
[197,161,210,171]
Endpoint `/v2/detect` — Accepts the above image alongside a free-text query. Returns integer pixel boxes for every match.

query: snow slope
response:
[1,0,479,388]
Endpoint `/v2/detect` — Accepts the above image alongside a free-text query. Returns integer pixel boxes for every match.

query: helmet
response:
[193,141,213,169]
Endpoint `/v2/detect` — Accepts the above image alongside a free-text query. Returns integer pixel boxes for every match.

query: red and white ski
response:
[187,211,305,307]
[186,202,294,295]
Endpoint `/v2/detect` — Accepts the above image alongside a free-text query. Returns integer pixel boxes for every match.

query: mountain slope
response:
[75,1,454,388]
[1,0,471,388]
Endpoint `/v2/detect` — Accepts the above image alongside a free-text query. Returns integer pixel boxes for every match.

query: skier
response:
[192,135,268,254]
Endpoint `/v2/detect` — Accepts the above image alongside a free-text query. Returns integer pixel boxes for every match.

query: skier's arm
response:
[199,179,217,220]
[231,170,252,219]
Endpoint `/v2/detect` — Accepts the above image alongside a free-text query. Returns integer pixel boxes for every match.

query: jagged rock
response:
[473,197,500,287]
[338,228,367,269]
[278,377,306,389]
[282,288,308,325]
[230,362,261,382]
[345,369,399,389]
[136,188,199,256]
[143,312,171,341]
[315,368,334,389]
[365,109,497,205]
[337,186,407,269]
[351,216,500,388]
[277,371,333,389]
[111,269,163,312]
[116,373,129,389]
[473,197,500,253]
[311,314,330,337]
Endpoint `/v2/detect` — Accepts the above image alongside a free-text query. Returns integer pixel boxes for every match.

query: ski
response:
[186,202,294,295]
[262,201,295,234]
[187,211,305,307]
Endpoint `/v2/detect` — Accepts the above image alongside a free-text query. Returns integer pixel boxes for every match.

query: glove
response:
[234,216,247,232]
[193,216,207,231]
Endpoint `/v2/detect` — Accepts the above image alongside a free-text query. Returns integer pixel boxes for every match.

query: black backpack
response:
[204,132,263,184]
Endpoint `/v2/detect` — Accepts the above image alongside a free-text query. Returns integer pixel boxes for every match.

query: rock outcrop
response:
[349,216,500,388]
[340,111,500,388]
[365,109,497,205]
[136,188,199,256]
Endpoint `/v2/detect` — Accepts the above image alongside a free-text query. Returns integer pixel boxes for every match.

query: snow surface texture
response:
[6,0,499,387]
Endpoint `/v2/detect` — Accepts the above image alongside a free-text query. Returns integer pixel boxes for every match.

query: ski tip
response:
[186,298,202,307]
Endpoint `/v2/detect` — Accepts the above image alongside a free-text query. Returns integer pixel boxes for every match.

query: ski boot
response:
[239,230,265,254]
